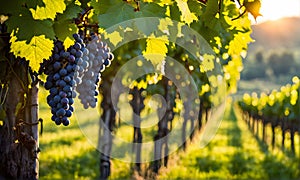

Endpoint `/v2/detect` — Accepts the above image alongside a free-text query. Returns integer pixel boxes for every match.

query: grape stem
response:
[232,9,246,21]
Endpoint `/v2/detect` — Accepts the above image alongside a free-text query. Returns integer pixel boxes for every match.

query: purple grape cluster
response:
[44,33,114,125]
[76,34,114,109]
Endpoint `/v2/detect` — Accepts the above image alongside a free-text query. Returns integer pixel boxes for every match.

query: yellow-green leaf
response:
[158,18,173,33]
[175,0,198,25]
[227,32,253,57]
[10,34,54,72]
[63,37,75,50]
[201,54,215,72]
[143,35,169,66]
[29,0,66,20]
[104,31,123,47]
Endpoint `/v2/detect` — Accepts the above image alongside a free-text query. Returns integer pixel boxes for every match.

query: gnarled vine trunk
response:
[152,77,175,173]
[130,87,145,172]
[0,59,39,179]
[98,77,117,180]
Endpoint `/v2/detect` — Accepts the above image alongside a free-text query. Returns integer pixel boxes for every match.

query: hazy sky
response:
[255,0,300,23]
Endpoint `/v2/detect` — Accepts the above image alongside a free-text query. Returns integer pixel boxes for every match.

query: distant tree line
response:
[241,51,300,80]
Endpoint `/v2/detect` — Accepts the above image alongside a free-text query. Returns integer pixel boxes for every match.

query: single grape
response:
[53,54,60,61]
[55,117,62,125]
[53,73,60,81]
[59,69,68,76]
[73,33,80,41]
[74,42,81,50]
[59,91,67,98]
[50,87,58,95]
[62,118,70,126]
[69,55,76,63]
[69,106,74,112]
[65,110,72,117]
[44,81,53,90]
[53,95,61,103]
[75,51,83,58]
[56,108,66,117]
[53,62,61,71]
[61,98,69,105]
[64,76,72,83]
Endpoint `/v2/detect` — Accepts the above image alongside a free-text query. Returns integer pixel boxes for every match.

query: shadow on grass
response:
[261,154,300,180]
[228,151,255,176]
[252,130,269,153]
[227,107,257,176]
[194,156,224,173]
[226,106,242,147]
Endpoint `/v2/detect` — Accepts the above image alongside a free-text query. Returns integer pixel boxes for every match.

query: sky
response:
[255,0,300,23]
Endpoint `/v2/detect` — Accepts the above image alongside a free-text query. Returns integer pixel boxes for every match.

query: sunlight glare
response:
[255,0,300,23]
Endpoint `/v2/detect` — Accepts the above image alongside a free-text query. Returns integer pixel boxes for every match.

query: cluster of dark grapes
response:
[44,34,87,126]
[43,33,114,125]
[76,34,114,109]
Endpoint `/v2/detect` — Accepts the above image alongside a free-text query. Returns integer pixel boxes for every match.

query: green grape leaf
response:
[187,0,203,16]
[137,2,166,17]
[96,0,135,28]
[10,34,54,72]
[169,2,181,21]
[24,0,45,9]
[244,0,262,20]
[55,3,82,21]
[175,0,198,25]
[0,1,24,15]
[52,3,81,49]
[29,0,66,20]
[134,2,166,35]
[97,0,166,31]
[6,10,55,41]
[201,0,219,28]
[91,0,111,15]
[53,21,78,49]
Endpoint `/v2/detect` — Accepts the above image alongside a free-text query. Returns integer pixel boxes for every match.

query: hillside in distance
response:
[249,17,300,51]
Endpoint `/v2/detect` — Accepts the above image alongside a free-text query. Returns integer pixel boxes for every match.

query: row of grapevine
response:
[238,76,300,153]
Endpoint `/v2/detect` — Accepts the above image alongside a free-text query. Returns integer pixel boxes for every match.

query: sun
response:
[256,0,300,23]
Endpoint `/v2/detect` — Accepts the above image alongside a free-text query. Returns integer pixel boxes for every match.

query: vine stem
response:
[232,9,246,21]
[0,84,8,106]
[219,0,223,13]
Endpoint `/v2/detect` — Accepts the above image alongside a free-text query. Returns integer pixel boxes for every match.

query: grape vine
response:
[238,76,300,153]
